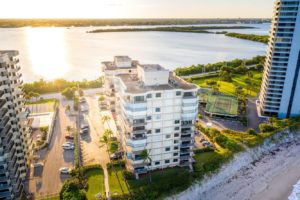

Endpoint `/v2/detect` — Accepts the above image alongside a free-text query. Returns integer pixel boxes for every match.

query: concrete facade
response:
[0,50,31,199]
[259,0,300,118]
[103,56,199,175]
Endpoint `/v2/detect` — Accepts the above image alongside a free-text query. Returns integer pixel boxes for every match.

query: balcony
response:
[126,137,147,149]
[0,108,8,118]
[0,117,10,128]
[0,191,11,199]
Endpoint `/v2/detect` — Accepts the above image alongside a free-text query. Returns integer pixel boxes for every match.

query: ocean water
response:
[289,180,300,200]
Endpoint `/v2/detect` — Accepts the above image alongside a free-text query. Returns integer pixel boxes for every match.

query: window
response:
[165,147,171,152]
[134,96,145,102]
[165,160,170,164]
[176,91,181,96]
[165,135,171,139]
[155,115,161,120]
[147,130,152,134]
[173,153,179,156]
[174,127,180,131]
[174,133,179,137]
[174,140,179,144]
[174,120,180,124]
[155,129,161,133]
[146,116,152,121]
[155,161,160,165]
[155,107,161,112]
[146,94,152,99]
[174,146,179,150]
[156,93,161,98]
[173,159,178,162]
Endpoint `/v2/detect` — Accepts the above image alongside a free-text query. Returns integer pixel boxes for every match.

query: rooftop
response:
[139,64,167,72]
[116,72,198,94]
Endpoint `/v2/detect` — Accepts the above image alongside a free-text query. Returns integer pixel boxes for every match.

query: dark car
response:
[110,151,124,160]
[65,135,74,140]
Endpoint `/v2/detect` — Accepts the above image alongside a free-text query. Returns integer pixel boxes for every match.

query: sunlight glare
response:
[25,27,70,80]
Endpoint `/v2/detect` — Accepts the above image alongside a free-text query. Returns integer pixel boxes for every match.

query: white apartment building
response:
[0,51,31,199]
[102,57,199,175]
[259,0,300,118]
[102,56,138,111]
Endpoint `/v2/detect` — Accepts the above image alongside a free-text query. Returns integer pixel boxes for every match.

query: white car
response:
[62,143,74,150]
[59,167,71,174]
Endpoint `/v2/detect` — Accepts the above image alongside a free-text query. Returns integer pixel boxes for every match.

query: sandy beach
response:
[173,132,300,200]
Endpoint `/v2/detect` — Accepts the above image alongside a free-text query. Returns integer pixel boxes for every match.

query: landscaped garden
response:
[85,167,105,199]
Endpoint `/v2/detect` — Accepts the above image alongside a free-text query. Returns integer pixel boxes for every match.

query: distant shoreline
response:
[0,18,270,28]
[87,26,256,34]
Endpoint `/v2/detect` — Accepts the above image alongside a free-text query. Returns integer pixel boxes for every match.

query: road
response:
[27,98,76,197]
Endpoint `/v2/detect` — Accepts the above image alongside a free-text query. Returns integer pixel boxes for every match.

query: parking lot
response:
[26,98,75,197]
[80,94,110,166]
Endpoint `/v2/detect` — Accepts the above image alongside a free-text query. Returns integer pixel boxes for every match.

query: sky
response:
[0,0,275,19]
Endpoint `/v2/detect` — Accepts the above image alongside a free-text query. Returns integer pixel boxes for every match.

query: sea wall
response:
[170,129,300,200]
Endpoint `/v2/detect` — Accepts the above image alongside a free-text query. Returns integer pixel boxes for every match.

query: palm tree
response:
[104,129,113,139]
[102,115,111,130]
[140,149,152,182]
[100,131,110,155]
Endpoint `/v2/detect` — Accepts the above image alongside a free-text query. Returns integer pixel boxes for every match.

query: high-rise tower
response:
[0,50,31,199]
[259,0,300,118]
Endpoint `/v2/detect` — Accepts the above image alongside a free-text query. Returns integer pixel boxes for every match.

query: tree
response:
[61,87,76,100]
[79,89,84,97]
[66,104,71,112]
[98,95,105,102]
[66,126,72,135]
[140,149,152,182]
[102,115,111,129]
[59,179,87,200]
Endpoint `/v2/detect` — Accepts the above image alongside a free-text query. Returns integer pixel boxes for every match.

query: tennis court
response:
[205,94,238,117]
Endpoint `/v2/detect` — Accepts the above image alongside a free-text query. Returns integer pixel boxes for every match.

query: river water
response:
[0,23,269,82]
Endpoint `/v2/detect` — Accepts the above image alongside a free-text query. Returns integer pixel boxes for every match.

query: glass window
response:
[155,129,160,133]
[146,116,152,121]
[174,120,180,124]
[174,127,180,131]
[156,93,161,98]
[155,107,161,112]
[173,159,178,162]
[147,130,152,134]
[174,140,179,144]
[174,133,179,137]
[173,152,179,156]
[166,135,171,139]
[176,91,181,96]
[155,161,160,165]
[165,147,171,151]
[174,146,179,150]
[146,94,152,99]
[165,160,170,164]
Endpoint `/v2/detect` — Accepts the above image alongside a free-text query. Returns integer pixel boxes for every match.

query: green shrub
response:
[259,123,277,133]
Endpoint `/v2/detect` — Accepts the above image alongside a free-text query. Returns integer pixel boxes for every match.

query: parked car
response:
[80,128,89,135]
[80,105,88,112]
[81,124,89,129]
[200,138,206,142]
[62,143,74,150]
[202,141,213,147]
[79,97,86,103]
[59,167,71,174]
[65,135,74,140]
[110,151,124,160]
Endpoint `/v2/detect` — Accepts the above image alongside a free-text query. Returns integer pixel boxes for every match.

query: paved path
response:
[180,64,257,78]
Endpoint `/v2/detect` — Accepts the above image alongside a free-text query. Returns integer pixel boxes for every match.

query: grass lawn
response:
[205,94,238,117]
[86,168,105,200]
[41,197,59,200]
[26,98,58,105]
[191,71,262,97]
[221,130,264,147]
[108,166,130,196]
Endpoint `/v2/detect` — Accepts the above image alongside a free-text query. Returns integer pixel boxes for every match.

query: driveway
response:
[80,94,110,165]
